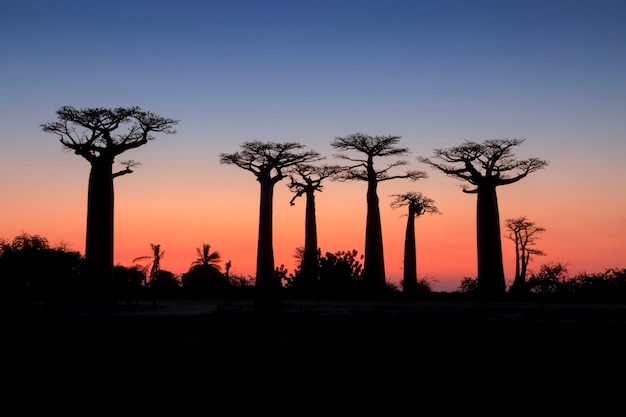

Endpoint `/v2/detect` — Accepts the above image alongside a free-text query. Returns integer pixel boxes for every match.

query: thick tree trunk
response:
[403,206,418,295]
[476,184,506,297]
[256,178,277,304]
[302,189,319,289]
[363,178,386,290]
[84,158,115,305]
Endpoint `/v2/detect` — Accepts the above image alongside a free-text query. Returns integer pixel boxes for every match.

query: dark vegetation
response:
[2,231,626,306]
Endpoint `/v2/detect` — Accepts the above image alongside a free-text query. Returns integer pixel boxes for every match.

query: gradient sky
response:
[1,0,624,292]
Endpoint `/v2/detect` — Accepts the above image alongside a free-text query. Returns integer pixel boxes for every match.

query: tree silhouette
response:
[41,106,178,305]
[390,192,439,296]
[192,243,222,271]
[288,163,343,292]
[504,216,546,294]
[0,232,82,303]
[133,243,165,285]
[219,141,322,306]
[331,133,427,292]
[418,138,548,298]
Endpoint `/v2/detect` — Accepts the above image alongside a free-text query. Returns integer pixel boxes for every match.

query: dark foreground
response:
[4,298,626,349]
[5,299,624,408]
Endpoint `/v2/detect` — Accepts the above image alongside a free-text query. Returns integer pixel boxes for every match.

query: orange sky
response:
[3,138,624,293]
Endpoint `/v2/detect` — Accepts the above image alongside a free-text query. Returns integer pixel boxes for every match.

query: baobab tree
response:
[287,163,342,292]
[41,106,178,305]
[418,138,548,298]
[390,192,439,296]
[331,133,427,292]
[219,141,322,306]
[504,216,546,294]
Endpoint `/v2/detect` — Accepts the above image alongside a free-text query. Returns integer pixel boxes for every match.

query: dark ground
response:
[5,297,626,402]
[4,298,626,348]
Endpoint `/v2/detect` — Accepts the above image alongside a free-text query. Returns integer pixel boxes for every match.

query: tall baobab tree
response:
[331,133,427,292]
[219,141,322,306]
[41,106,178,305]
[288,163,342,291]
[504,216,546,294]
[390,192,439,296]
[418,138,548,298]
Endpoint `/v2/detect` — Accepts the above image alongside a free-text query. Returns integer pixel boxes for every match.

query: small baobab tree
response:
[331,133,427,292]
[41,106,178,305]
[219,141,322,306]
[288,163,343,291]
[504,216,546,294]
[418,138,548,298]
[390,192,439,296]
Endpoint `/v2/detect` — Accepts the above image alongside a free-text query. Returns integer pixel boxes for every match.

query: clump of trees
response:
[419,138,548,299]
[41,106,178,306]
[285,248,399,299]
[0,232,82,304]
[331,133,427,293]
[504,216,546,295]
[458,264,626,303]
[220,141,323,307]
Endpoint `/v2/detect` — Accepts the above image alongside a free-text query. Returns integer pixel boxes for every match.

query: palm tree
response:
[192,244,222,271]
[133,243,165,284]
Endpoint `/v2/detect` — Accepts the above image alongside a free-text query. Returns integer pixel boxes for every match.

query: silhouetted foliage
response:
[504,216,546,295]
[414,277,434,293]
[192,243,222,270]
[113,264,146,304]
[219,141,322,307]
[458,276,479,293]
[150,270,181,300]
[41,106,178,306]
[526,262,570,295]
[331,133,427,292]
[419,138,548,299]
[181,264,230,299]
[567,268,626,303]
[0,232,82,304]
[390,192,439,297]
[284,249,401,299]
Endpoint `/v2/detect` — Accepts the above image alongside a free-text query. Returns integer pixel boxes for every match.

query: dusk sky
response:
[1,0,624,292]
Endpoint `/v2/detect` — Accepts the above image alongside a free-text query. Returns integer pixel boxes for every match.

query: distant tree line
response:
[2,231,626,305]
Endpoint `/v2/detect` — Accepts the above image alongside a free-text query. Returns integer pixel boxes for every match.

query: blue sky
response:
[1,0,625,291]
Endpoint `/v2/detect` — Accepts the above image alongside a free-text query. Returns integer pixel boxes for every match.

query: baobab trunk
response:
[256,177,277,302]
[364,178,386,290]
[84,157,115,304]
[403,206,418,295]
[302,188,319,287]
[476,184,506,297]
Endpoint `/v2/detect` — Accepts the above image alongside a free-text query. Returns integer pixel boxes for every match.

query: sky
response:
[1,0,624,292]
